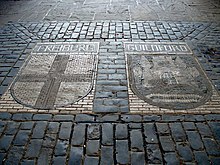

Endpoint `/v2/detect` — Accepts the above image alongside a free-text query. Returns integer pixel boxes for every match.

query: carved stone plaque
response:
[125,42,212,110]
[11,42,99,109]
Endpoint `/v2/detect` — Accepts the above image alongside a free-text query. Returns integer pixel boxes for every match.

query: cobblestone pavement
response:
[0,20,219,164]
[0,113,219,164]
[0,0,220,165]
[0,0,220,26]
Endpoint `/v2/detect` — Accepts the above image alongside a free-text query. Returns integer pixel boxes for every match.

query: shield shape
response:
[11,42,99,109]
[125,42,212,110]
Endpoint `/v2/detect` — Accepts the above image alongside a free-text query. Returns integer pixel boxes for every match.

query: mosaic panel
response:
[125,42,212,110]
[11,42,99,110]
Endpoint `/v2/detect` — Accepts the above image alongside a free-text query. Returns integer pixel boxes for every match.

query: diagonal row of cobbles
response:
[0,113,219,164]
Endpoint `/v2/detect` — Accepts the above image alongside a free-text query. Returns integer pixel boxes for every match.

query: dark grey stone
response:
[156,123,170,135]
[72,124,86,146]
[75,114,95,122]
[116,124,128,139]
[182,122,196,130]
[20,122,34,130]
[96,114,119,122]
[43,133,57,148]
[53,115,74,121]
[55,140,69,156]
[13,130,31,146]
[130,129,144,151]
[32,121,47,139]
[203,138,220,156]
[121,115,142,122]
[84,156,99,165]
[196,123,213,138]
[100,146,114,165]
[33,114,52,120]
[12,113,33,121]
[186,131,204,150]
[37,147,52,165]
[176,143,193,161]
[5,122,20,135]
[164,152,179,165]
[102,123,113,145]
[68,147,83,165]
[25,139,43,158]
[47,122,60,134]
[159,136,175,152]
[86,140,100,156]
[170,123,186,142]
[87,124,100,140]
[0,135,13,151]
[144,123,158,143]
[0,112,11,120]
[143,115,161,121]
[211,157,220,165]
[20,160,35,165]
[59,122,72,140]
[131,152,145,165]
[194,151,210,165]
[162,115,184,121]
[147,144,163,164]
[116,140,129,164]
[208,122,220,141]
[53,156,66,165]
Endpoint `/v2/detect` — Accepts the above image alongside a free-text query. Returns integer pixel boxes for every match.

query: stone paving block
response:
[143,115,161,122]
[130,129,144,151]
[182,122,196,130]
[37,147,53,165]
[203,138,220,156]
[84,156,99,165]
[170,123,186,142]
[54,140,69,156]
[20,160,35,165]
[5,122,20,135]
[12,113,33,121]
[0,135,13,152]
[0,112,11,120]
[53,115,74,121]
[131,152,145,165]
[116,124,128,139]
[156,123,170,135]
[25,139,42,158]
[68,147,83,165]
[121,115,142,122]
[43,133,57,148]
[100,146,113,165]
[210,157,220,165]
[176,143,193,162]
[208,122,220,142]
[186,131,204,150]
[33,114,52,121]
[75,114,95,122]
[53,156,66,165]
[86,140,100,156]
[32,121,47,139]
[4,146,25,165]
[116,140,129,164]
[144,123,158,143]
[96,114,119,122]
[87,124,100,140]
[159,136,175,152]
[59,122,72,140]
[164,152,180,165]
[71,124,86,146]
[147,144,163,164]
[196,123,213,138]
[101,123,113,145]
[47,122,60,134]
[13,130,31,146]
[194,151,210,165]
[20,122,34,130]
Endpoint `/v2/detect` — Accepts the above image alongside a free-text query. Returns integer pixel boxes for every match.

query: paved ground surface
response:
[0,0,220,165]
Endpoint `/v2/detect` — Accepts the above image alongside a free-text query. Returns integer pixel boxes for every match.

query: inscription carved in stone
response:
[11,42,99,109]
[125,42,212,110]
